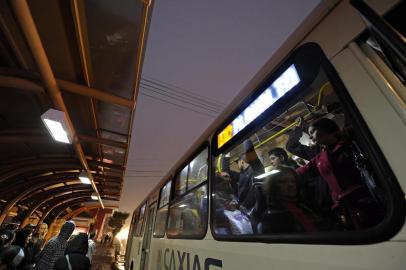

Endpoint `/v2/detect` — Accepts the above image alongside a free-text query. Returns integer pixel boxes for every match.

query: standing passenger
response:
[54,233,90,270]
[35,221,75,270]
[12,228,34,270]
[268,147,298,168]
[296,118,381,229]
[30,223,47,263]
[260,166,319,233]
[86,232,96,266]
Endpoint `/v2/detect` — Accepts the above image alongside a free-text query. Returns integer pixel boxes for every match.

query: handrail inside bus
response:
[254,81,331,149]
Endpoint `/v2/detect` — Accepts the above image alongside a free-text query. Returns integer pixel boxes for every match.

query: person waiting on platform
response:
[30,223,47,263]
[12,228,34,270]
[54,233,90,270]
[35,221,75,270]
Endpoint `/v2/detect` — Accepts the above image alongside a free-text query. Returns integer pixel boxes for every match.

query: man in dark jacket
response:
[35,221,75,270]
[54,233,90,270]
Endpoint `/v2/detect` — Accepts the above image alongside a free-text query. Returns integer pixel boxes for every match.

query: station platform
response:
[91,244,123,270]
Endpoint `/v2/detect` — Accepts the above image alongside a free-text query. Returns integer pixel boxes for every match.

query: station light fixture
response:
[91,193,98,200]
[41,108,71,144]
[79,171,91,185]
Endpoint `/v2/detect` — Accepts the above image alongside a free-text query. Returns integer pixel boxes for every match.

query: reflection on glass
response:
[175,167,188,196]
[153,206,168,237]
[188,148,208,190]
[212,68,387,237]
[135,204,146,236]
[159,181,172,208]
[167,186,207,237]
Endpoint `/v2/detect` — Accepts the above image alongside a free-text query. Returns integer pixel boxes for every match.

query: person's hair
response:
[310,118,340,135]
[13,228,32,248]
[263,166,299,205]
[89,232,96,239]
[238,153,247,162]
[268,147,288,162]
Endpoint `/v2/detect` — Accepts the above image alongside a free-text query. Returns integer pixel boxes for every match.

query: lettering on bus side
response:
[163,248,223,270]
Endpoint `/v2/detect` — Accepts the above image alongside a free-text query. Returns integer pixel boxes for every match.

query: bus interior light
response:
[41,108,72,144]
[254,169,280,179]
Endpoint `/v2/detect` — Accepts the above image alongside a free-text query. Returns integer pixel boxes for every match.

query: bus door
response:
[140,202,157,270]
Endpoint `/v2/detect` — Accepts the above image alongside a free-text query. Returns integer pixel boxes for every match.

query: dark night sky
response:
[118,0,320,232]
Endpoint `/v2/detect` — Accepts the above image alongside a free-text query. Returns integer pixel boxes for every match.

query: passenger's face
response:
[25,233,32,246]
[39,224,47,236]
[269,154,283,167]
[277,174,297,198]
[238,160,247,171]
[308,126,329,146]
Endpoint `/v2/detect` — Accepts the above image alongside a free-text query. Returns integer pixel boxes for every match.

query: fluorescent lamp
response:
[178,204,187,208]
[41,109,71,144]
[254,169,280,180]
[91,193,98,200]
[79,171,91,185]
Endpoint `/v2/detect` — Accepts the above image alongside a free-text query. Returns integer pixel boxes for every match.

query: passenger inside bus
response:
[212,71,387,236]
[260,166,319,233]
[268,147,298,168]
[296,117,382,229]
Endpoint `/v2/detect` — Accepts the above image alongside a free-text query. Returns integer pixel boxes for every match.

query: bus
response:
[125,0,406,269]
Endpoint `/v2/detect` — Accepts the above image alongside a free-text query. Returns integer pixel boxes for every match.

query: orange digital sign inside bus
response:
[217,64,300,149]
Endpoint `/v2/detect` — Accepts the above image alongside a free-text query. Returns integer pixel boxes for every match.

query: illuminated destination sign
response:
[217,64,300,148]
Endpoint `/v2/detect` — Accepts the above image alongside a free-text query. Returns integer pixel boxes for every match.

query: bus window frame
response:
[210,42,405,245]
[153,178,173,238]
[166,142,210,240]
[135,203,147,237]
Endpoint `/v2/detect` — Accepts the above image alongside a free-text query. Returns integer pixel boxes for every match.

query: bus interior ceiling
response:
[0,0,153,225]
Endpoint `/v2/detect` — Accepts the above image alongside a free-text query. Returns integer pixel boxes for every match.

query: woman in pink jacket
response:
[296,118,381,230]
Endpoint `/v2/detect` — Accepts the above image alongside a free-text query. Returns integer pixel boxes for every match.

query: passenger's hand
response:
[295,116,303,128]
[220,172,231,182]
[227,200,238,211]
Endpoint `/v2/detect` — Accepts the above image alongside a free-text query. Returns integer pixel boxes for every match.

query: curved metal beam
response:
[0,74,44,94]
[0,72,134,108]
[0,156,77,171]
[0,162,81,183]
[38,191,93,217]
[20,187,92,227]
[0,172,79,197]
[37,195,93,227]
[19,183,85,205]
[43,198,95,240]
[61,205,101,221]
[0,173,85,224]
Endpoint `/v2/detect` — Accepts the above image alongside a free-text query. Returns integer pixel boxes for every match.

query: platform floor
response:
[91,244,117,270]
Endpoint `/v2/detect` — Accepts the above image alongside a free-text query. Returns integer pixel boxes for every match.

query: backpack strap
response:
[65,255,73,270]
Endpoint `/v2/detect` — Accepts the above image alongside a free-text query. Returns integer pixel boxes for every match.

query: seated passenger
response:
[260,166,319,233]
[296,118,381,229]
[268,147,298,168]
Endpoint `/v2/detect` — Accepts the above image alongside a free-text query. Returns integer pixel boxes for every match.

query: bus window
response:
[135,203,146,236]
[188,148,209,190]
[175,167,188,196]
[167,147,209,238]
[154,180,172,237]
[211,43,402,242]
